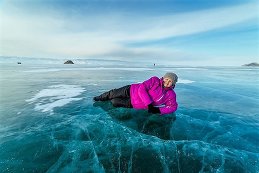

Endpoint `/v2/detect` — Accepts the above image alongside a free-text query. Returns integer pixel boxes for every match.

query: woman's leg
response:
[94,85,130,101]
[111,98,133,108]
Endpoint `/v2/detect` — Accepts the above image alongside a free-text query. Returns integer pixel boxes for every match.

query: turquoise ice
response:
[0,62,258,172]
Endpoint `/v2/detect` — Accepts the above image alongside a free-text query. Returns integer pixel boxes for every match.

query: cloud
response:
[0,1,258,62]
[122,2,258,41]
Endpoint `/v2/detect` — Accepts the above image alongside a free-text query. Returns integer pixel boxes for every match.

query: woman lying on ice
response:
[93,72,178,115]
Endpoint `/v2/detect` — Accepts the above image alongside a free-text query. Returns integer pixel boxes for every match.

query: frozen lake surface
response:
[0,63,258,172]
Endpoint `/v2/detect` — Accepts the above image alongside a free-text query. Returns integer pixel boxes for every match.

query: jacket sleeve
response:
[159,91,178,115]
[138,76,159,106]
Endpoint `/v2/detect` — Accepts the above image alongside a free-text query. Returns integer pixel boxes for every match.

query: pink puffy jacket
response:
[130,76,178,115]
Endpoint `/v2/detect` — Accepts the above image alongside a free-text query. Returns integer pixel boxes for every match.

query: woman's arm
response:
[137,76,160,107]
[159,91,178,115]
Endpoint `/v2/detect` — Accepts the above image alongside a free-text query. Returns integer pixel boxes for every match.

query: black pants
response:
[97,85,133,108]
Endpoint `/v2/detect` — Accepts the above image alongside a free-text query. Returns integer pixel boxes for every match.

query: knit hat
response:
[163,72,178,84]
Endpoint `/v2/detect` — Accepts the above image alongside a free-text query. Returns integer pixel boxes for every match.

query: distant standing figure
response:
[93,72,178,115]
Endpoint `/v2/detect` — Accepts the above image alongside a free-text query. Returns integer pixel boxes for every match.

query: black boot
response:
[93,90,112,101]
[93,96,101,101]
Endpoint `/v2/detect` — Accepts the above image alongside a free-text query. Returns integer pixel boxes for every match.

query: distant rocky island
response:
[64,60,74,64]
[243,62,259,67]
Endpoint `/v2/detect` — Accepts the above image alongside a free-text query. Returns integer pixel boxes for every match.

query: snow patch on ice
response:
[178,79,195,84]
[26,85,85,114]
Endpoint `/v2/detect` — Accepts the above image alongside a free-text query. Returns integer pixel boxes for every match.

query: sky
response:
[0,0,258,66]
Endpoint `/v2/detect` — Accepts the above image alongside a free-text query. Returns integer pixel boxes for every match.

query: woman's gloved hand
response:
[148,104,160,114]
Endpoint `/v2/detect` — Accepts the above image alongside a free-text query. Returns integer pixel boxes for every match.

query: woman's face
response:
[163,77,174,88]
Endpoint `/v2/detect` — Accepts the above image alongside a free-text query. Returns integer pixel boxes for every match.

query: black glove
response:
[148,104,160,114]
